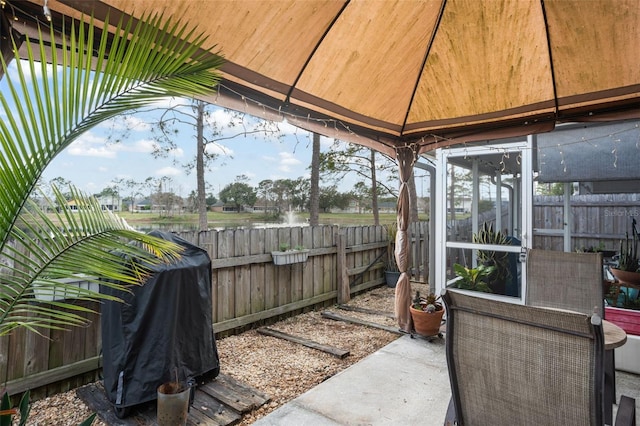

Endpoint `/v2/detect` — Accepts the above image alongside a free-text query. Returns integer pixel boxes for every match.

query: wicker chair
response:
[526,248,604,316]
[442,288,636,426]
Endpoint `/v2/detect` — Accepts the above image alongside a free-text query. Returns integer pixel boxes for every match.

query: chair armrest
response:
[615,395,636,426]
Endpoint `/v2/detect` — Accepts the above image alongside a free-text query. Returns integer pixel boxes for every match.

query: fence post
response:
[336,229,350,304]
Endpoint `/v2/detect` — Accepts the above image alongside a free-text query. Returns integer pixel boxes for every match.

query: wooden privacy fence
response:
[533,194,640,251]
[450,194,640,252]
[0,222,429,400]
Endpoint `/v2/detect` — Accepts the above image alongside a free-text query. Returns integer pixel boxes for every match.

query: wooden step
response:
[76,373,270,426]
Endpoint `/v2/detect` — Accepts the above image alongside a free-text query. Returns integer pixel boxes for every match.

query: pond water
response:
[132,220,308,233]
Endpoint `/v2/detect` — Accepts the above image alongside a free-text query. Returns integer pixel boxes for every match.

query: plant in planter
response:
[271,243,310,265]
[451,263,495,293]
[409,291,445,337]
[610,218,640,286]
[384,223,400,287]
[473,222,510,294]
[606,219,640,340]
[606,286,640,310]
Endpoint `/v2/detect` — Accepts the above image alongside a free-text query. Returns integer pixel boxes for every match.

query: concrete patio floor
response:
[253,334,640,425]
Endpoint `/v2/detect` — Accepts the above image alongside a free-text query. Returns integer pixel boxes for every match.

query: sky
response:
[1,59,400,201]
[41,102,340,198]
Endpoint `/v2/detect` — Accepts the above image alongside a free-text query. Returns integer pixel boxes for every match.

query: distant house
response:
[67,197,120,212]
[377,201,396,214]
[251,202,278,214]
[66,199,79,212]
[210,200,226,212]
[96,196,120,212]
[134,199,151,212]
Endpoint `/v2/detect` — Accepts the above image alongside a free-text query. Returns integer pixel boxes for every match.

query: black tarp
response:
[101,231,219,412]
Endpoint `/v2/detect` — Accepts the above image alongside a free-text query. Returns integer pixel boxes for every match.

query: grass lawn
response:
[117,211,426,229]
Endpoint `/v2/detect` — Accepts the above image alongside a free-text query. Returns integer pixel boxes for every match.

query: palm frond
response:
[0,11,223,334]
[0,186,184,335]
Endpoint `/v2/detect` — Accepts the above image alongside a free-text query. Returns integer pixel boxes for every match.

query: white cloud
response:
[208,108,235,128]
[155,166,182,177]
[100,115,152,132]
[66,132,163,158]
[205,143,233,157]
[278,151,302,172]
[67,132,114,158]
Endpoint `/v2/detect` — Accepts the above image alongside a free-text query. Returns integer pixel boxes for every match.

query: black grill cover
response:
[101,231,219,409]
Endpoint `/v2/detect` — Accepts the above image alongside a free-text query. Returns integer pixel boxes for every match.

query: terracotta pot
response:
[610,268,640,287]
[410,306,445,337]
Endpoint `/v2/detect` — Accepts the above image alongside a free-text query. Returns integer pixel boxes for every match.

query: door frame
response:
[434,136,534,303]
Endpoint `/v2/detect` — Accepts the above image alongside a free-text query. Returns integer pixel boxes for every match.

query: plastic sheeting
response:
[101,231,219,411]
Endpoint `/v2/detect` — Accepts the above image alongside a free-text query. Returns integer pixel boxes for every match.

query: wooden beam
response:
[337,304,395,319]
[321,311,404,335]
[257,327,350,359]
[6,356,102,396]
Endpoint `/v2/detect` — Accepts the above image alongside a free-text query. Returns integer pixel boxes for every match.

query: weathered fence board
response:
[533,194,640,251]
[1,223,425,399]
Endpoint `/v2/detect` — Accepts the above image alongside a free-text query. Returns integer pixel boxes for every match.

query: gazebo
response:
[5,0,640,331]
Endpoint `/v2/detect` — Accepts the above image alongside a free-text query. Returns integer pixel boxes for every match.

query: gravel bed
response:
[23,282,430,425]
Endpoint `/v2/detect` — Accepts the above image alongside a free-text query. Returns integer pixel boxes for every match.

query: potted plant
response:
[473,222,510,294]
[451,263,495,293]
[409,291,445,337]
[384,222,400,287]
[605,219,640,374]
[605,282,640,374]
[271,243,310,265]
[610,218,640,286]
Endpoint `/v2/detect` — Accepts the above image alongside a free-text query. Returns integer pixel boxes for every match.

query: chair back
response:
[526,249,604,316]
[442,288,604,426]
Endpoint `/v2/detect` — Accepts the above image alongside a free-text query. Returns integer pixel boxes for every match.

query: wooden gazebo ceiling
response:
[11,0,640,156]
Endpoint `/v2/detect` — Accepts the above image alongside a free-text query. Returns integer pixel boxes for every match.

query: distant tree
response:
[350,182,372,213]
[94,185,120,211]
[186,190,199,213]
[257,179,275,212]
[271,178,297,213]
[448,164,472,221]
[319,186,351,212]
[206,194,218,208]
[319,142,397,225]
[292,177,311,211]
[219,176,257,212]
[48,177,73,200]
[309,133,321,225]
[536,182,565,195]
[108,100,282,230]
[148,176,182,217]
[123,179,144,213]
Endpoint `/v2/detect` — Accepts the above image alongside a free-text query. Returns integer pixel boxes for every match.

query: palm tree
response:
[0,11,224,335]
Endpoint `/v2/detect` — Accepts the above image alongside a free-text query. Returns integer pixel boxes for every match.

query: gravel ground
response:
[23,282,430,425]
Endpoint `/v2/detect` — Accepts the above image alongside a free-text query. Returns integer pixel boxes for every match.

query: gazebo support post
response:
[394,145,419,333]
